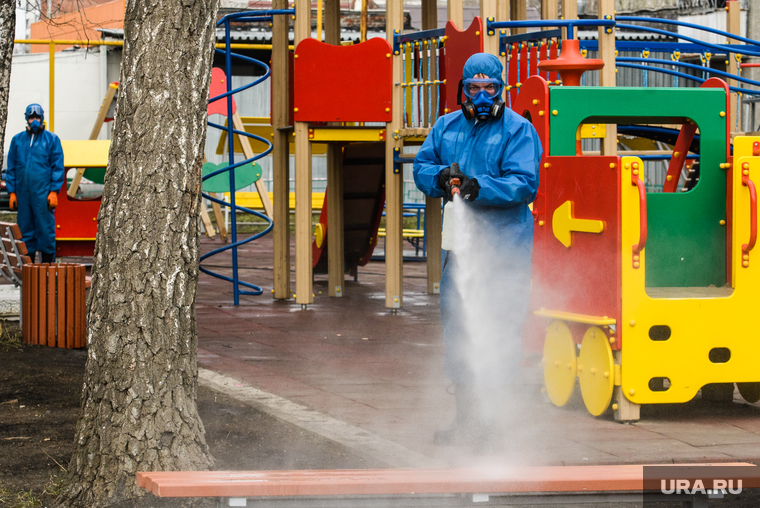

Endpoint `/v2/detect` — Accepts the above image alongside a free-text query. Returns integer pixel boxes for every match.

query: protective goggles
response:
[462,78,502,99]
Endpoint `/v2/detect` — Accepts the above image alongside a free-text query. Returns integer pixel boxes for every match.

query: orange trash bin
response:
[22,263,86,348]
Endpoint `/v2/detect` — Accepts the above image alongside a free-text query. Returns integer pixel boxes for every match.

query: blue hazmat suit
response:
[413,53,541,387]
[6,127,65,257]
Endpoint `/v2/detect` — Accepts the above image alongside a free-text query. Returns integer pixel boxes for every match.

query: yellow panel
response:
[543,320,577,407]
[578,326,614,416]
[534,308,616,325]
[214,123,327,155]
[551,200,604,248]
[580,124,606,140]
[308,128,386,142]
[222,192,325,210]
[620,146,760,405]
[61,140,110,168]
[377,228,424,238]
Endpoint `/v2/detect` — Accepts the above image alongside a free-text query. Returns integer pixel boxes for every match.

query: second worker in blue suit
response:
[413,53,541,449]
[6,104,65,263]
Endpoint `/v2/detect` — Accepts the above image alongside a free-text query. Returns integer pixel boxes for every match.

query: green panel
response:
[202,161,263,193]
[83,167,106,184]
[549,87,729,288]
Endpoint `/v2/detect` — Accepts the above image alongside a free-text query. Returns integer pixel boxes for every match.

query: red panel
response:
[539,41,548,81]
[55,183,100,258]
[548,40,558,83]
[294,38,392,122]
[208,67,237,117]
[56,241,96,257]
[438,47,447,117]
[537,155,622,348]
[508,44,518,106]
[443,17,483,114]
[529,43,538,79]
[513,76,550,353]
[519,43,529,89]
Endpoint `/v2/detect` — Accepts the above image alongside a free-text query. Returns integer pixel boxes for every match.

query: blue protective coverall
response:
[413,53,542,387]
[6,127,65,256]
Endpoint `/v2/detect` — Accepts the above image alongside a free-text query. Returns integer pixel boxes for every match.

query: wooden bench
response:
[136,464,759,506]
[0,222,32,287]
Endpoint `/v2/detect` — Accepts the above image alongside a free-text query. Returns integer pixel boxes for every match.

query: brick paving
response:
[196,234,760,468]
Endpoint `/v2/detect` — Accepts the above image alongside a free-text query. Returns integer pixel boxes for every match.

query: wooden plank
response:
[210,194,228,242]
[22,265,29,343]
[727,0,741,132]
[447,0,463,29]
[35,266,44,345]
[509,0,526,34]
[66,265,74,347]
[421,0,435,127]
[325,1,345,298]
[57,265,65,348]
[327,145,345,297]
[135,464,759,498]
[386,0,404,309]
[272,0,291,299]
[481,0,498,55]
[598,0,617,157]
[47,265,55,347]
[425,196,442,294]
[542,0,558,24]
[294,0,312,306]
[232,112,274,219]
[561,0,577,39]
[75,266,84,348]
[199,201,216,239]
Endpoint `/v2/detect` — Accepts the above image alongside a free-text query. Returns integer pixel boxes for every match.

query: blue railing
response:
[200,9,293,306]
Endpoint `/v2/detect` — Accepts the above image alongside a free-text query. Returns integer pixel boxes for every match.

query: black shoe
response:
[434,385,475,446]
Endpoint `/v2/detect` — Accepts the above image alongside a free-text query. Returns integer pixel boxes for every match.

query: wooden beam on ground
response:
[232,111,274,219]
[727,0,741,133]
[295,0,313,307]
[272,0,291,299]
[325,0,345,298]
[386,0,404,310]
[598,0,616,157]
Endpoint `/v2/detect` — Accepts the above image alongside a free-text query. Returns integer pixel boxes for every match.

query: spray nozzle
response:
[450,177,461,196]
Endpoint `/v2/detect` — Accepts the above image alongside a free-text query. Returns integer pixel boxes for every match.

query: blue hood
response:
[462,53,504,96]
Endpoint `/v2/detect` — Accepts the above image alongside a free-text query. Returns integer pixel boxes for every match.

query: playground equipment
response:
[56,140,108,257]
[474,9,760,421]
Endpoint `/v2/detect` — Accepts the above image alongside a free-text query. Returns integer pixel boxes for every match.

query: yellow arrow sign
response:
[552,200,605,248]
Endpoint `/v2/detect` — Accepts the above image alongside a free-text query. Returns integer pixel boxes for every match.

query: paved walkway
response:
[196,235,760,469]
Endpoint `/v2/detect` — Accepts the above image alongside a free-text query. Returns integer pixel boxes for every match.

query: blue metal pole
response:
[224,20,239,306]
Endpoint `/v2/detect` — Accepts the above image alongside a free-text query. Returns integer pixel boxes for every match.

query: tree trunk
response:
[58,0,219,506]
[0,0,16,160]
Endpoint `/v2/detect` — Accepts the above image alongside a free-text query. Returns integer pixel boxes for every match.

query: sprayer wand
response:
[450,178,461,196]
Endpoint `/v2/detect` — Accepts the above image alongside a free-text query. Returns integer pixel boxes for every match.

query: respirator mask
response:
[458,77,505,121]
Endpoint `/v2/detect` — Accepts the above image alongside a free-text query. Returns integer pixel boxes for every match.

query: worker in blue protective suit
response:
[413,53,541,449]
[6,104,65,264]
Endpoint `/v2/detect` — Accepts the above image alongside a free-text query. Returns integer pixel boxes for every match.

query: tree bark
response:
[0,0,16,160]
[58,0,219,506]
